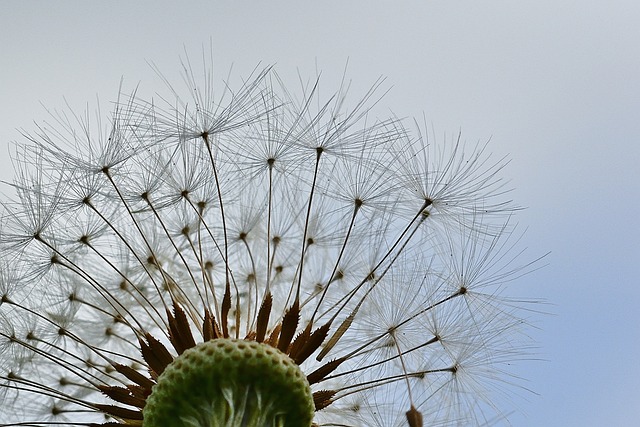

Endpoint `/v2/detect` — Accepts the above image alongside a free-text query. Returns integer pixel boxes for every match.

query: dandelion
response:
[0,59,538,427]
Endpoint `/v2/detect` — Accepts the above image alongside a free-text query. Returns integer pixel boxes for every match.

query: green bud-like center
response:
[142,338,315,427]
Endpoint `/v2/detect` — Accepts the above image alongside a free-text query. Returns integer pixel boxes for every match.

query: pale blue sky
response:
[1,1,639,425]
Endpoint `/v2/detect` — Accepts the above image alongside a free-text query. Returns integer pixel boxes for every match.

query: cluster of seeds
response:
[0,62,536,426]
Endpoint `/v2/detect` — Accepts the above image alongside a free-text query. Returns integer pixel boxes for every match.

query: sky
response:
[1,1,639,425]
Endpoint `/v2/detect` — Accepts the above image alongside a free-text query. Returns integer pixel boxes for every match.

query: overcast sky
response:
[1,1,639,426]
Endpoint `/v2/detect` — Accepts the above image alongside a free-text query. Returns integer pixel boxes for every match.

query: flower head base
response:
[143,338,314,427]
[0,60,538,426]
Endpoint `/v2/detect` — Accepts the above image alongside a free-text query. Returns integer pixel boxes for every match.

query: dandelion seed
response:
[0,58,540,427]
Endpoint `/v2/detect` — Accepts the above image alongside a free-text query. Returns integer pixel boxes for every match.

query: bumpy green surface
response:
[142,338,315,427]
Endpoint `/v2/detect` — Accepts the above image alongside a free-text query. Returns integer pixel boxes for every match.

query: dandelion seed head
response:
[0,56,541,426]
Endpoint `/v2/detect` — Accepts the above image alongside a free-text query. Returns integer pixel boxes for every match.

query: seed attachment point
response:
[143,338,315,427]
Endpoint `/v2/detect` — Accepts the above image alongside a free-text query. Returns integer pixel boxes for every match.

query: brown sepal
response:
[293,321,331,365]
[203,308,221,341]
[266,323,282,347]
[313,389,337,411]
[277,299,300,353]
[255,292,272,342]
[97,384,146,408]
[139,333,174,377]
[306,356,347,385]
[221,282,232,338]
[112,363,155,390]
[317,312,354,361]
[94,403,143,421]
[406,405,424,427]
[288,322,312,362]
[166,300,196,354]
